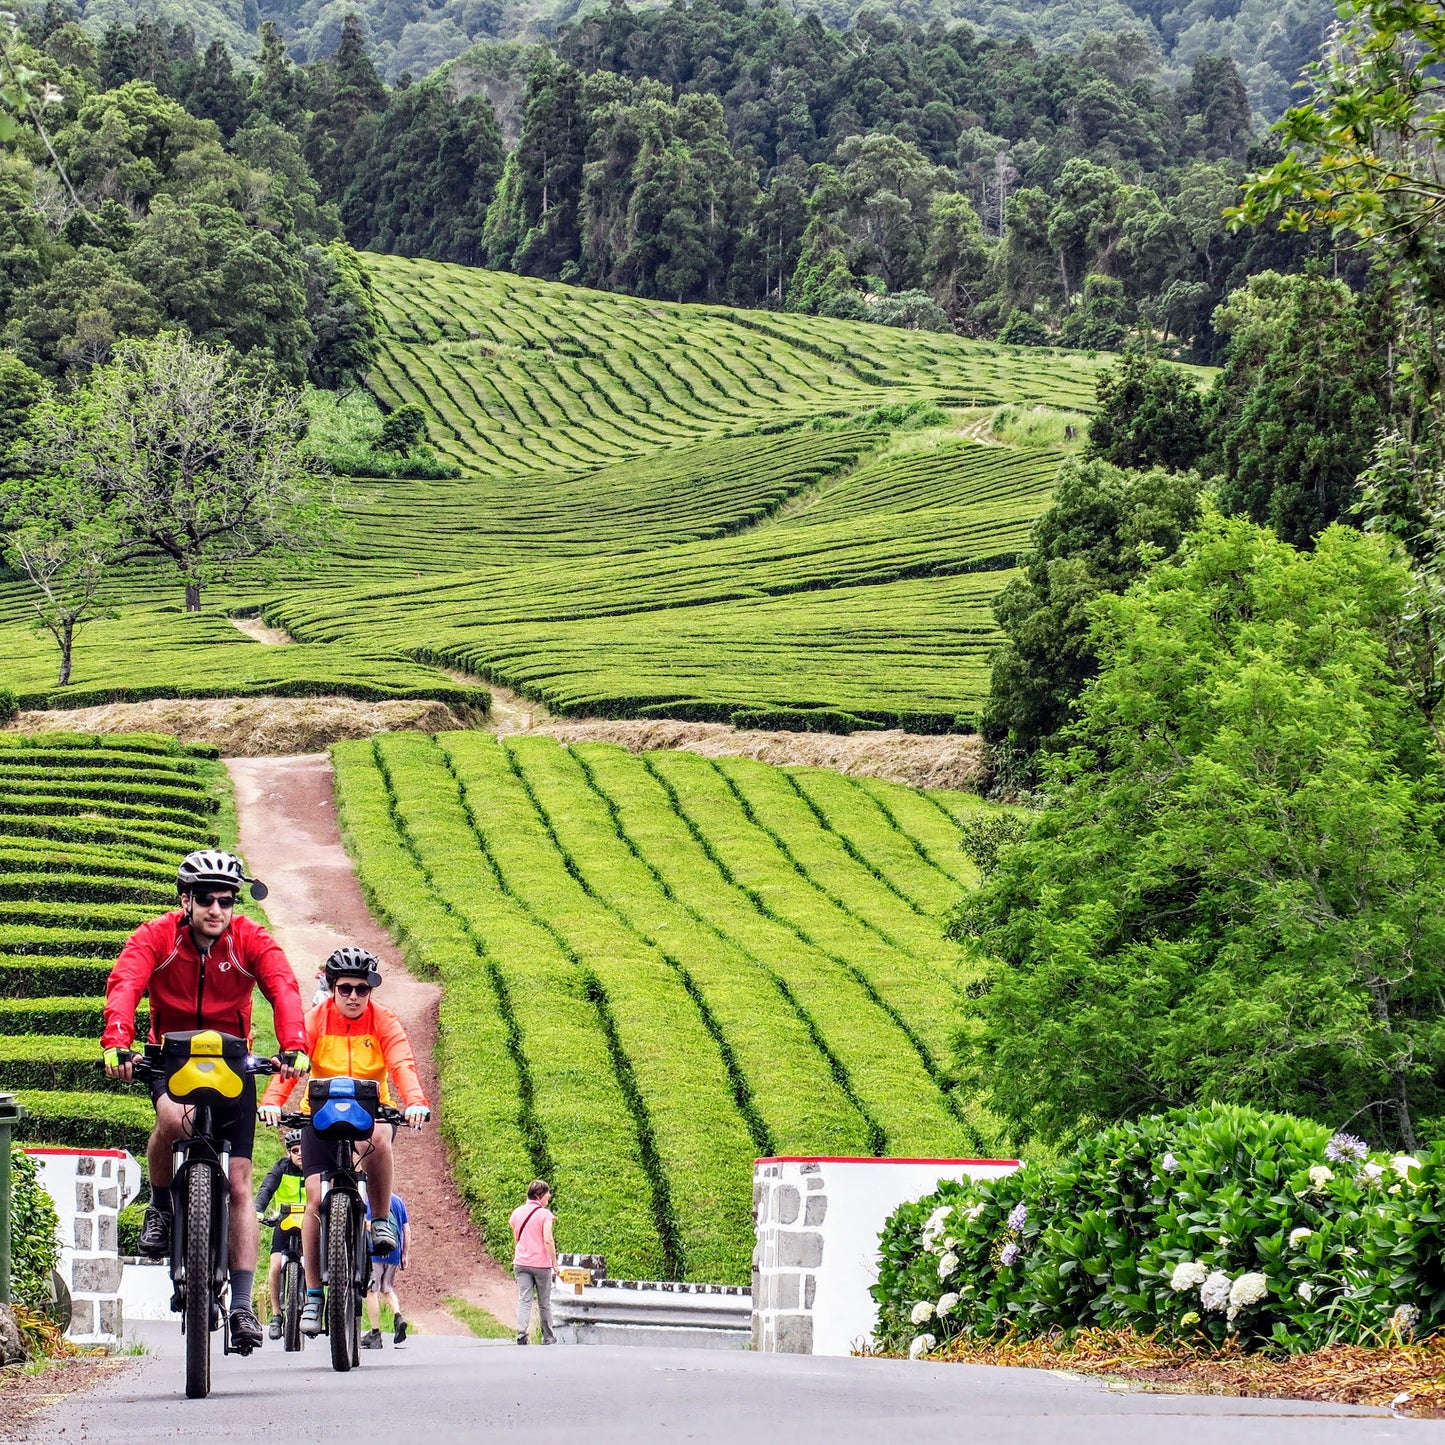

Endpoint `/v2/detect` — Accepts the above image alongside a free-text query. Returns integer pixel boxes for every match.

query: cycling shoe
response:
[229,1306,265,1353]
[301,1295,323,1337]
[369,1217,399,1256]
[137,1207,173,1258]
[267,1315,283,1340]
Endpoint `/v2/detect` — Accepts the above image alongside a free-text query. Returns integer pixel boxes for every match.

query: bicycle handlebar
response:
[276,1105,410,1129]
[100,1047,280,1084]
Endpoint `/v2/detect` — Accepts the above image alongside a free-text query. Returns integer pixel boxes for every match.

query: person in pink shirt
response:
[509,1180,557,1345]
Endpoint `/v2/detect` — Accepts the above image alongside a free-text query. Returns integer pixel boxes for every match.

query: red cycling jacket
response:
[101,910,307,1053]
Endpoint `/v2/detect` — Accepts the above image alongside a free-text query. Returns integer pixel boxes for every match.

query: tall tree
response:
[957,517,1445,1150]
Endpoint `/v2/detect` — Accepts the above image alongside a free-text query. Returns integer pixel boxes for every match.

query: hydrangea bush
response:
[874,1105,1441,1357]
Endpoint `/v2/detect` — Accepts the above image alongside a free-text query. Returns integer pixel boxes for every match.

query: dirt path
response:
[226,755,515,1337]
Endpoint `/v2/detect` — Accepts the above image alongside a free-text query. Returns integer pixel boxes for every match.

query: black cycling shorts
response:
[149,1072,258,1160]
[269,1225,300,1257]
[300,1119,395,1178]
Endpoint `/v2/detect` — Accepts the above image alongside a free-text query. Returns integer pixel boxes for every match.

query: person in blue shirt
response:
[363,1193,410,1348]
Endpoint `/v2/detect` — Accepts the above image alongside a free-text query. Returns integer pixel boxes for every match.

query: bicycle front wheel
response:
[183,1171,213,1399]
[282,1257,303,1353]
[327,1193,356,1373]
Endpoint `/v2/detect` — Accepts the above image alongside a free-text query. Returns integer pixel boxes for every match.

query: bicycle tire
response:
[183,1170,213,1399]
[282,1257,303,1353]
[327,1193,355,1373]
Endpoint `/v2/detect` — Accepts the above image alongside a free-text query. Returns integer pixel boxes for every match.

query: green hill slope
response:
[335,730,1002,1280]
[0,258,1104,725]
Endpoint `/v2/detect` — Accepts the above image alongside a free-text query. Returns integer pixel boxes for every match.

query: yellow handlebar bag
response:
[160,1029,246,1103]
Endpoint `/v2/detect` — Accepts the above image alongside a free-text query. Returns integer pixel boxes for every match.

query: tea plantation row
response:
[0,733,222,1152]
[334,730,1000,1281]
[365,254,1104,475]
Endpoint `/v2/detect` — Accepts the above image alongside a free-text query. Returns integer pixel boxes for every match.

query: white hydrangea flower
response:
[938,1252,959,1282]
[1228,1273,1269,1310]
[943,1237,956,1251]
[1199,1271,1232,1313]
[1364,1161,1386,1182]
[910,1300,935,1325]
[909,1333,936,1359]
[1392,1155,1422,1180]
[1170,1261,1209,1292]
[1297,1281,1314,1303]
[920,1205,953,1252]
[963,1202,985,1223]
[1288,1228,1313,1246]
[937,1292,959,1314]
[1308,1165,1334,1188]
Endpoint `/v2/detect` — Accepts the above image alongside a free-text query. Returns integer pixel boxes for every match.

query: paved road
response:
[25,1323,1445,1443]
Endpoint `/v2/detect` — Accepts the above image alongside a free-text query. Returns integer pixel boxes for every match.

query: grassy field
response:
[334,730,1002,1282]
[0,258,1109,724]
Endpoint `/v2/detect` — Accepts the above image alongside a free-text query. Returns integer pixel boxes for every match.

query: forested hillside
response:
[14,1,1318,365]
[64,0,1329,116]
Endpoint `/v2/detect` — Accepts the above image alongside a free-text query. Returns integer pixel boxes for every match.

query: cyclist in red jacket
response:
[101,850,308,1351]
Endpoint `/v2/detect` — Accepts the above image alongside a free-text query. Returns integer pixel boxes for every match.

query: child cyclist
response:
[258,947,429,1337]
[255,1129,307,1339]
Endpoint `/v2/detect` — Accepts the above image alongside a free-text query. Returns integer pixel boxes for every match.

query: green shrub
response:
[16,1091,154,1154]
[874,1104,1444,1356]
[10,1146,60,1309]
[0,688,17,725]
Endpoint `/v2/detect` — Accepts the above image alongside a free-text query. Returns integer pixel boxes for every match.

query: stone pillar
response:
[751,1159,823,1354]
[25,1150,139,1346]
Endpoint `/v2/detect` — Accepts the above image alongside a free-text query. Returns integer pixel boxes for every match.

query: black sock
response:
[151,1185,171,1213]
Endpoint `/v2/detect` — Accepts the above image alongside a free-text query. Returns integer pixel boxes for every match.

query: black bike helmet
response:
[284,1129,303,1148]
[324,946,382,990]
[176,849,268,901]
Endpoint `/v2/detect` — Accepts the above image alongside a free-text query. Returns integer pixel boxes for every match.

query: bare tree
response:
[2,457,117,687]
[48,332,341,611]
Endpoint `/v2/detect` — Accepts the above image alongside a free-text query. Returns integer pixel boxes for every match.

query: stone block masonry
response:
[25,1149,140,1345]
[752,1155,1019,1356]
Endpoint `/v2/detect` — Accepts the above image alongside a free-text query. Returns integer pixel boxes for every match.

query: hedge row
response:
[0,956,111,998]
[0,814,213,857]
[441,731,758,1282]
[15,1090,154,1155]
[330,739,534,1267]
[0,1035,124,1091]
[0,789,212,828]
[0,732,215,760]
[504,735,872,1159]
[0,845,176,886]
[645,749,963,1080]
[371,733,666,1279]
[575,740,971,1156]
[0,872,174,905]
[0,995,145,1034]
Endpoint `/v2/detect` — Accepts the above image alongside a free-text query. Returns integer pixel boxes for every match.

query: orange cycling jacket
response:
[261,998,428,1111]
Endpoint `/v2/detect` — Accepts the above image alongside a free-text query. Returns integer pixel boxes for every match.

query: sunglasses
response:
[193,891,236,909]
[334,982,372,998]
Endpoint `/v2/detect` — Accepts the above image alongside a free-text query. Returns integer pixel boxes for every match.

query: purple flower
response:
[1007,1203,1028,1232]
[1000,1242,1021,1266]
[1326,1133,1368,1164]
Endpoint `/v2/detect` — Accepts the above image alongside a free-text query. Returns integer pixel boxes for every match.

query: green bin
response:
[0,1093,28,1306]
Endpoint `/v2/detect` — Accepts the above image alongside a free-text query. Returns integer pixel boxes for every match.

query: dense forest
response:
[7,0,1323,370]
[66,0,1330,115]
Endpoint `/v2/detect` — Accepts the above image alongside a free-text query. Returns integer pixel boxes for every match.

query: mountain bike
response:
[282,1078,409,1373]
[261,1202,307,1352]
[109,1031,277,1399]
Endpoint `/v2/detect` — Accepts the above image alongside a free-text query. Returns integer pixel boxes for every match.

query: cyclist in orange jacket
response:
[258,946,429,1336]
